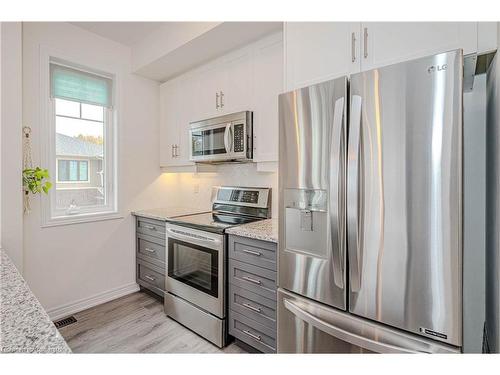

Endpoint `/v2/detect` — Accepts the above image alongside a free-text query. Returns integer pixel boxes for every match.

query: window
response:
[57,159,89,182]
[44,60,117,223]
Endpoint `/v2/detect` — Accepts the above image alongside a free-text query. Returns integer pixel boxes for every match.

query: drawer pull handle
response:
[243,303,262,313]
[242,276,262,285]
[144,247,156,253]
[144,275,156,281]
[143,225,156,231]
[242,249,262,257]
[243,329,262,341]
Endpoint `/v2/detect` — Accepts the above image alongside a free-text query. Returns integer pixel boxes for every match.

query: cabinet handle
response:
[351,32,356,62]
[242,302,262,313]
[243,329,262,341]
[143,225,156,231]
[242,249,262,257]
[363,27,368,58]
[220,91,224,108]
[171,145,175,158]
[242,276,262,285]
[144,247,156,253]
[216,92,220,109]
[174,145,179,157]
[144,275,156,281]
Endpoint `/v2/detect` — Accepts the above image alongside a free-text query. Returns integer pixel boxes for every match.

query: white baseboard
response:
[47,282,140,321]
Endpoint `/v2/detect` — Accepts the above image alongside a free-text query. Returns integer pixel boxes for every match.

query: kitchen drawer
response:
[137,259,165,296]
[137,233,166,267]
[229,259,277,300]
[228,235,277,270]
[136,217,166,240]
[229,310,276,353]
[229,284,276,329]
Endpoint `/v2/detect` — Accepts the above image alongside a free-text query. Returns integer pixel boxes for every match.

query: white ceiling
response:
[70,22,165,46]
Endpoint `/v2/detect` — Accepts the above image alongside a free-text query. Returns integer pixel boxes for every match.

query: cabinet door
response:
[220,49,252,114]
[175,76,195,166]
[284,22,360,91]
[193,62,224,121]
[159,80,179,167]
[361,22,477,71]
[253,33,283,162]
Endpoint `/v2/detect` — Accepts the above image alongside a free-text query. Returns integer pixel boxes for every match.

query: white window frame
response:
[56,158,91,184]
[40,46,120,227]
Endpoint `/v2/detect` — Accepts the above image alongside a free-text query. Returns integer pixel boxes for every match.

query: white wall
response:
[1,22,23,272]
[22,22,172,317]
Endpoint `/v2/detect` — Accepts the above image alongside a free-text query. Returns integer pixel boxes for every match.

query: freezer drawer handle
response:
[283,298,419,354]
[242,302,262,313]
[242,249,262,257]
[144,247,156,253]
[243,329,262,341]
[242,276,262,285]
[144,275,156,282]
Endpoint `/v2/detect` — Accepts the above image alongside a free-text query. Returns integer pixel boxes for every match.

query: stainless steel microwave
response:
[189,111,253,163]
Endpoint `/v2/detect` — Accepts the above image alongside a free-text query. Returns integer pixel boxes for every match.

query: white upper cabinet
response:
[193,62,224,121]
[160,32,284,170]
[285,22,361,91]
[221,49,253,114]
[159,76,195,168]
[252,33,283,163]
[285,22,496,92]
[159,79,179,167]
[360,22,477,71]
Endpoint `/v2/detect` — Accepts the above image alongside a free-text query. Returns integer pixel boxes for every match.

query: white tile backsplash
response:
[162,163,278,217]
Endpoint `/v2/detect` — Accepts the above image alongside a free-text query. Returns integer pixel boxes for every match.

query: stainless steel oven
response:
[166,224,225,318]
[189,111,253,163]
[164,186,272,348]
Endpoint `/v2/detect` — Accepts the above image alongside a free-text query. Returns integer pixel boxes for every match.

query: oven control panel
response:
[214,186,271,209]
[230,189,259,204]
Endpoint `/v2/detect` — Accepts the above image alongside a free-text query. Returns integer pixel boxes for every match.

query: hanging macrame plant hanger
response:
[23,126,33,213]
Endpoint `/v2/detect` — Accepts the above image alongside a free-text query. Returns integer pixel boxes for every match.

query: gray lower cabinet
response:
[135,216,166,297]
[228,235,277,353]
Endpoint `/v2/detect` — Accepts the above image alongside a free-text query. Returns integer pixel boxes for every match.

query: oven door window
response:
[168,238,218,298]
[191,127,227,156]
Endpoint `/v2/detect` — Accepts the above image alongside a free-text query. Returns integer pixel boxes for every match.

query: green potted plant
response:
[23,167,52,195]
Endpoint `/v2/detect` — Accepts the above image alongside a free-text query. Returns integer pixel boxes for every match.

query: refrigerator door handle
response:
[347,95,363,292]
[330,96,345,289]
[283,298,420,354]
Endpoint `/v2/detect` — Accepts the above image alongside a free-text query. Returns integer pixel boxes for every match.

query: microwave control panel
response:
[233,124,244,153]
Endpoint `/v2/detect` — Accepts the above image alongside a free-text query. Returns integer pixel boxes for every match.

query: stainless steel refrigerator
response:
[278,49,463,353]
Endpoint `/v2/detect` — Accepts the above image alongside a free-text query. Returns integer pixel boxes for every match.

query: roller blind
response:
[50,63,113,108]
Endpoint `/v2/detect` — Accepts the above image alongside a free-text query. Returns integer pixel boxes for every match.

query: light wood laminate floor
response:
[58,291,246,353]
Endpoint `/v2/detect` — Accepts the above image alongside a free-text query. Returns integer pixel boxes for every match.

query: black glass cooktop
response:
[167,212,262,234]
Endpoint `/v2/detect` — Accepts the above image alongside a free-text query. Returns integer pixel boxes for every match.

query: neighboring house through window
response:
[43,59,117,224]
[57,159,89,182]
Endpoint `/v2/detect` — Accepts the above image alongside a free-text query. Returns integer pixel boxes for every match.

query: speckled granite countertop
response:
[226,218,278,243]
[0,250,71,353]
[132,207,208,221]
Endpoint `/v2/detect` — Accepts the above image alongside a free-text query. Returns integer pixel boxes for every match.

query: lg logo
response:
[427,64,448,74]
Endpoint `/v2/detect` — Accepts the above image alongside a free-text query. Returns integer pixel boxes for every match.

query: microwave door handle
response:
[224,123,233,153]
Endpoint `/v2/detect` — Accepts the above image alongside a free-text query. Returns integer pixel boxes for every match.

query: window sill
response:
[41,211,123,228]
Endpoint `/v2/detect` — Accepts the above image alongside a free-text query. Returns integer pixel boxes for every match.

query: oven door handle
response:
[224,122,233,154]
[166,227,223,249]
